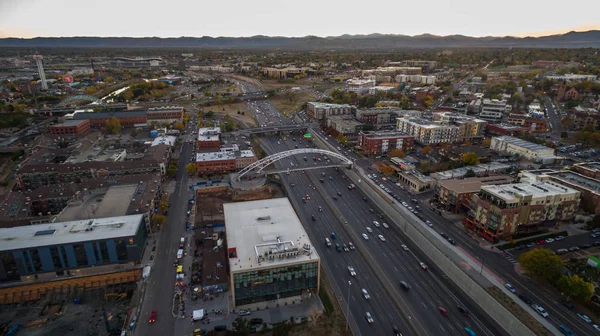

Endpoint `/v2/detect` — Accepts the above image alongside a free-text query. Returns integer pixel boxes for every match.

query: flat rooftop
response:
[482,181,579,202]
[361,131,412,139]
[197,127,221,142]
[438,175,514,194]
[432,162,512,180]
[308,102,351,109]
[51,119,88,127]
[548,171,600,193]
[224,198,319,272]
[0,214,144,252]
[493,136,553,152]
[196,152,235,162]
[576,162,600,172]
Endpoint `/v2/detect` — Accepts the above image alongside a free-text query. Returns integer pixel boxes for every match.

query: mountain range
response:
[0,31,599,49]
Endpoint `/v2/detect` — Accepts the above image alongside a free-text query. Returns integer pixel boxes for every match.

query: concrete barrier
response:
[312,131,536,336]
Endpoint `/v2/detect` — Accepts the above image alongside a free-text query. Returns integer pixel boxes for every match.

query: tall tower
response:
[33,53,48,90]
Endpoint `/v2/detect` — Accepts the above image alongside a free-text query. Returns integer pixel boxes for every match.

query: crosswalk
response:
[499,250,517,264]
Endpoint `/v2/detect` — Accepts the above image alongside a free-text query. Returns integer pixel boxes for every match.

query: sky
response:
[0,0,599,38]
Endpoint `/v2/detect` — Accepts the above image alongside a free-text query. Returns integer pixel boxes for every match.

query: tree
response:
[482,138,491,147]
[422,146,433,156]
[167,167,177,178]
[518,248,564,283]
[104,117,122,134]
[556,275,594,301]
[389,149,406,158]
[151,215,166,226]
[423,96,434,108]
[185,163,197,174]
[233,317,252,335]
[399,96,411,109]
[380,165,395,176]
[461,152,479,166]
[173,122,185,131]
[158,201,169,213]
[465,169,476,178]
[336,134,348,145]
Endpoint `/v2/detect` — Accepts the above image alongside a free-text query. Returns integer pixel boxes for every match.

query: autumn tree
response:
[518,249,564,283]
[380,165,395,176]
[389,149,406,158]
[423,96,434,108]
[482,138,491,147]
[461,152,479,166]
[173,122,185,131]
[422,146,433,156]
[336,134,348,145]
[104,117,122,134]
[151,215,166,226]
[185,163,198,174]
[158,201,169,213]
[556,275,594,301]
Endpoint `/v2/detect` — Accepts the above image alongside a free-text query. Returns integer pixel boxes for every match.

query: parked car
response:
[505,283,516,293]
[577,313,592,323]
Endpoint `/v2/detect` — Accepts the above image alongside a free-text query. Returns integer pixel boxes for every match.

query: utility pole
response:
[345,280,352,332]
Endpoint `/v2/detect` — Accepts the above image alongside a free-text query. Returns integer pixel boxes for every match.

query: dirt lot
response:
[260,79,315,91]
[200,102,257,127]
[270,91,317,116]
[486,286,552,336]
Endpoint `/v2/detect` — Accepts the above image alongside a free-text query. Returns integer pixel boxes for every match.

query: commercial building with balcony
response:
[434,175,514,214]
[225,198,320,308]
[395,117,460,145]
[490,136,559,163]
[49,119,91,136]
[357,131,414,155]
[466,181,580,242]
[306,102,353,125]
[479,99,511,120]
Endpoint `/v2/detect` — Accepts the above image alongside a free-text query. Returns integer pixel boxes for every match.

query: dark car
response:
[250,318,263,325]
[559,300,575,310]
[333,196,338,200]
[399,281,410,291]
[580,244,591,249]
[518,293,531,304]
[311,215,316,221]
[457,306,469,316]
[447,238,457,245]
[335,243,342,252]
[393,326,402,336]
[337,192,342,196]
[440,232,448,239]
[363,197,368,202]
[214,325,227,331]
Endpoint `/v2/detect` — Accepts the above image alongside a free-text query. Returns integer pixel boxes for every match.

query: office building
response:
[345,79,375,94]
[49,119,91,136]
[434,175,514,213]
[326,116,363,139]
[397,170,435,193]
[507,114,549,133]
[225,198,320,308]
[195,147,257,174]
[197,127,222,150]
[306,102,353,125]
[430,162,512,180]
[466,181,579,241]
[355,108,420,126]
[261,67,312,79]
[490,136,559,163]
[479,99,511,120]
[357,131,414,155]
[396,117,460,145]
[434,112,487,140]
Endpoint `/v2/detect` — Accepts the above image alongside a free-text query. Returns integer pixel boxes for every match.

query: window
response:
[0,252,20,282]
[29,249,42,272]
[99,241,111,264]
[73,243,88,267]
[115,239,129,262]
[50,247,63,270]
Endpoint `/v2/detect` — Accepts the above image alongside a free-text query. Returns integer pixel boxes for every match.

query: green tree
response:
[461,152,479,166]
[233,317,252,334]
[185,163,198,175]
[465,169,476,178]
[518,249,564,283]
[400,96,411,109]
[556,275,594,301]
[104,117,122,134]
[167,167,177,178]
[151,215,166,226]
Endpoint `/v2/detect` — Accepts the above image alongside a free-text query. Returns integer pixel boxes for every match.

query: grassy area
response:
[260,79,315,91]
[319,287,334,314]
[201,102,257,127]
[271,91,317,116]
[486,286,553,336]
[497,231,569,250]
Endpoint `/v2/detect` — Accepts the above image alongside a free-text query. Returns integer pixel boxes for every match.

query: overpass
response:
[261,163,352,175]
[234,148,352,182]
[234,123,318,135]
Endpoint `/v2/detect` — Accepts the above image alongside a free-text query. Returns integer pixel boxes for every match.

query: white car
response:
[401,202,408,207]
[362,233,369,240]
[366,227,373,233]
[382,222,389,229]
[362,288,370,299]
[379,184,385,188]
[382,177,387,181]
[238,309,251,316]
[365,312,374,324]
[425,220,433,227]
[378,235,386,242]
[401,244,409,251]
[532,304,549,318]
[577,313,592,323]
[545,238,555,243]
[348,266,356,277]
[420,262,428,270]
[395,183,402,187]
[593,324,600,332]
[373,221,380,227]
[505,283,516,293]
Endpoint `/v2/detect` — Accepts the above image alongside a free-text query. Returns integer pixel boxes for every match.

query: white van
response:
[325,238,332,247]
[180,237,185,248]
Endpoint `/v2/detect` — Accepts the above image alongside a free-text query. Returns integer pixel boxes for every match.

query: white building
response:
[368,86,395,95]
[479,99,512,120]
[68,67,94,75]
[224,198,320,308]
[306,102,353,124]
[543,73,597,82]
[490,136,560,163]
[395,74,437,85]
[528,101,544,118]
[346,79,375,93]
[396,117,460,145]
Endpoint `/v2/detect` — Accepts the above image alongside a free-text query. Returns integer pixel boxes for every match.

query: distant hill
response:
[0,31,599,49]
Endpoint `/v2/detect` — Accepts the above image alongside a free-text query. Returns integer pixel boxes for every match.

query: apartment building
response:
[479,99,512,120]
[261,67,312,79]
[355,108,420,126]
[306,102,353,125]
[195,147,257,174]
[490,136,558,163]
[396,117,460,145]
[49,119,91,136]
[466,181,580,242]
[345,79,376,94]
[395,74,437,85]
[357,131,414,155]
[434,112,487,140]
[507,114,549,133]
[326,116,363,139]
[566,107,600,131]
[434,175,515,213]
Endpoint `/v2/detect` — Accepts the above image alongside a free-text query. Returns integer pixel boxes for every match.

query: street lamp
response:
[346,280,352,332]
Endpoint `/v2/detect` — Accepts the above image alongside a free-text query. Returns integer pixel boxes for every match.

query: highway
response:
[237,83,503,335]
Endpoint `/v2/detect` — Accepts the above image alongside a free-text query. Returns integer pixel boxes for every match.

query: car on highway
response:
[348,242,355,250]
[420,262,428,270]
[577,313,592,323]
[593,324,600,332]
[378,235,386,242]
[393,326,402,336]
[532,304,549,318]
[335,243,342,252]
[438,306,448,317]
[362,288,370,299]
[348,266,356,276]
[365,312,374,324]
[425,220,433,227]
[382,222,389,229]
[536,240,546,245]
[505,283,516,293]
[373,221,380,227]
[362,233,369,240]
[401,244,409,251]
[343,244,350,252]
[447,238,457,245]
[457,306,469,316]
[305,194,311,200]
[465,327,476,336]
[518,293,532,304]
[311,215,316,221]
[149,311,157,323]
[399,281,410,291]
[366,226,373,233]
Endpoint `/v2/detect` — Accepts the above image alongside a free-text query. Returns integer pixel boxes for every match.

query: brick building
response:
[196,127,222,151]
[434,175,514,213]
[357,131,414,155]
[195,152,236,174]
[49,119,90,136]
[70,108,183,128]
[557,82,582,101]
